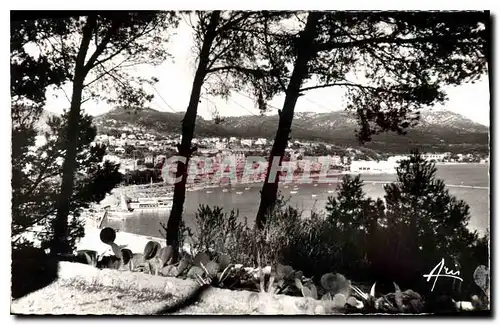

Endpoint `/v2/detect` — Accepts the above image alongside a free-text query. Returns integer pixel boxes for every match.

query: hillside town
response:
[91,124,490,185]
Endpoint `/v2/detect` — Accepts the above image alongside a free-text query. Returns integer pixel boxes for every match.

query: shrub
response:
[184,204,255,266]
[185,196,343,279]
[381,150,489,297]
[324,174,385,279]
[178,153,488,302]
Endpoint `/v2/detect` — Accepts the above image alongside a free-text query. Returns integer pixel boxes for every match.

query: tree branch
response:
[13,206,58,237]
[214,11,252,35]
[83,56,131,88]
[205,35,237,72]
[95,62,130,89]
[73,15,97,81]
[299,81,402,94]
[315,34,480,52]
[206,65,268,77]
[24,148,61,197]
[83,19,122,72]
[87,20,159,71]
[263,17,287,92]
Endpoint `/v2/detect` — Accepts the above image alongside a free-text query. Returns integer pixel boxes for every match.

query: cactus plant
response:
[217,253,231,270]
[158,245,174,266]
[120,248,133,264]
[143,241,161,260]
[350,282,426,314]
[99,227,116,244]
[320,273,351,297]
[187,266,205,279]
[76,250,98,267]
[193,251,211,266]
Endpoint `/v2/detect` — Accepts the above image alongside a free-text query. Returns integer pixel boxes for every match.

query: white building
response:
[144,155,154,164]
[215,142,227,151]
[240,139,253,147]
[422,153,447,162]
[156,155,167,164]
[329,155,342,166]
[103,154,121,164]
[114,147,125,154]
[350,160,397,174]
[255,138,267,146]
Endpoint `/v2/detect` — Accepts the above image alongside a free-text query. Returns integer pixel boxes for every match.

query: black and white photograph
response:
[8,5,491,316]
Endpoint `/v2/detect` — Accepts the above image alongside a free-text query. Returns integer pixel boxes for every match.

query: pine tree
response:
[11,11,178,254]
[255,11,489,227]
[12,105,122,251]
[325,174,385,275]
[383,150,486,292]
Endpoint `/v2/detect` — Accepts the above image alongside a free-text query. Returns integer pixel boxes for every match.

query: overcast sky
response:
[44,18,491,127]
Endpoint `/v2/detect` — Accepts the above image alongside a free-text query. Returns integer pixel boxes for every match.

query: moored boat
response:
[128,197,173,211]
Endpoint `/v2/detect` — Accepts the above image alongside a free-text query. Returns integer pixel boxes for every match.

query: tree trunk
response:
[51,16,95,255]
[255,12,320,229]
[166,11,220,252]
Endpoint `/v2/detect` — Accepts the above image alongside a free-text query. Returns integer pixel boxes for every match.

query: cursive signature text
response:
[423,258,463,291]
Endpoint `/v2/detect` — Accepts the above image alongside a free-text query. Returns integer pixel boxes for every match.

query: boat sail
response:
[119,194,133,212]
[105,194,135,219]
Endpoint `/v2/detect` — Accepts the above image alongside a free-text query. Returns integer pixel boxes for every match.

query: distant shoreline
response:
[435,162,489,165]
[113,162,488,199]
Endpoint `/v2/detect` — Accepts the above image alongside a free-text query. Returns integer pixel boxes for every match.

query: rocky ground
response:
[11,262,336,315]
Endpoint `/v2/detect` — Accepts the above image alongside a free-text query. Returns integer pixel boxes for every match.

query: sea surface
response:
[102,163,490,238]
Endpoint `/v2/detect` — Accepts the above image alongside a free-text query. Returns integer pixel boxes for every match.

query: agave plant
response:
[76,250,98,267]
[183,251,241,289]
[194,261,237,288]
[295,277,318,299]
[472,265,490,310]
[350,282,425,314]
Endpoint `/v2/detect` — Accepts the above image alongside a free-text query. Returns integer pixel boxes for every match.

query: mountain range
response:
[91,107,488,154]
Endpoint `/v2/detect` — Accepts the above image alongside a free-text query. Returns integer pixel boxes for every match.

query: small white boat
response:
[328,183,332,186]
[284,185,289,189]
[311,194,317,198]
[222,188,229,193]
[327,190,334,194]
[236,191,243,195]
[206,190,213,194]
[290,191,297,194]
[245,187,251,191]
[313,184,318,187]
